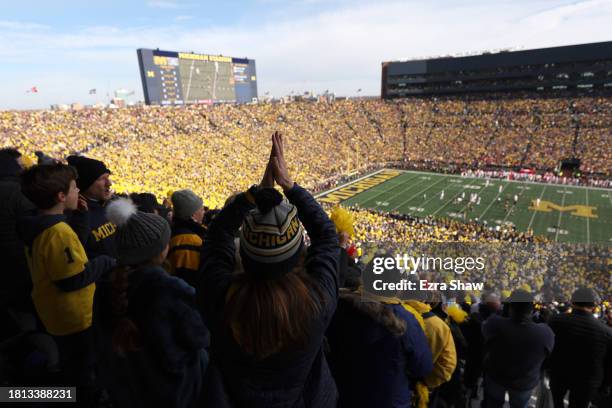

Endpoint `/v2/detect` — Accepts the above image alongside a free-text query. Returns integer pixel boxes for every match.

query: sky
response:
[1,0,612,109]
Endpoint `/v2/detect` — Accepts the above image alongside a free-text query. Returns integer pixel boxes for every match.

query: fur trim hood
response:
[339,289,406,337]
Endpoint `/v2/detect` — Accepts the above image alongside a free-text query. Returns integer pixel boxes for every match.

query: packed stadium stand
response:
[1,95,610,207]
[1,53,611,407]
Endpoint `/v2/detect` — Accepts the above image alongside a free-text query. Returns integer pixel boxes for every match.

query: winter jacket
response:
[404,300,457,389]
[197,184,340,408]
[482,315,554,390]
[432,305,469,406]
[68,198,117,259]
[327,290,433,407]
[0,153,36,308]
[436,307,468,360]
[548,309,612,389]
[19,214,114,335]
[93,264,210,408]
[464,303,498,387]
[168,218,206,287]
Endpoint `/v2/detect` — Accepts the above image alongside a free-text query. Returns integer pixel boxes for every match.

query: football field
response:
[318,169,612,244]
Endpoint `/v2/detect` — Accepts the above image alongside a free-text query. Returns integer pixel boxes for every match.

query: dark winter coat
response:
[463,303,498,387]
[326,290,433,408]
[0,152,36,308]
[197,184,340,408]
[482,314,555,390]
[68,198,117,259]
[93,265,209,408]
[548,309,612,389]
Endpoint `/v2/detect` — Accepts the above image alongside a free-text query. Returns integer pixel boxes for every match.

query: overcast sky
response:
[1,0,612,109]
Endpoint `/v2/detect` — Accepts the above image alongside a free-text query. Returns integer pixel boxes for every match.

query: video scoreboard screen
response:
[137,48,258,105]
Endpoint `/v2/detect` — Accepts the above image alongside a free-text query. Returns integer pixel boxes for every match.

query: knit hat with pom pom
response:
[106,198,171,265]
[239,188,304,279]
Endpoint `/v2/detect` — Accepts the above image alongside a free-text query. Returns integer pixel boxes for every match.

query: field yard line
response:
[359,176,424,209]
[431,179,472,216]
[503,184,528,223]
[400,179,457,213]
[555,187,568,242]
[478,181,507,220]
[390,175,450,211]
[527,185,548,231]
[585,188,590,245]
[314,169,385,198]
[368,173,430,208]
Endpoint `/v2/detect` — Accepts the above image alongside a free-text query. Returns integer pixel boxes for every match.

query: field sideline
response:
[317,169,612,244]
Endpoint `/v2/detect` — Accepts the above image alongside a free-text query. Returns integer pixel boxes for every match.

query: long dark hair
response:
[110,265,140,356]
[223,265,325,360]
[110,260,172,355]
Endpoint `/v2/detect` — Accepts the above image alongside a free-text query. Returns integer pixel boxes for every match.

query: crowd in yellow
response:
[2,94,610,408]
[346,206,543,244]
[338,206,609,302]
[2,94,610,209]
[1,101,403,207]
[400,94,611,173]
[2,96,611,297]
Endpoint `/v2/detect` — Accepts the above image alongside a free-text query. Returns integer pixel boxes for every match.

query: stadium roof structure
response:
[382,41,612,97]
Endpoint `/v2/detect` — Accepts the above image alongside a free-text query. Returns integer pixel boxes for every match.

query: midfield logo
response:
[529,200,598,218]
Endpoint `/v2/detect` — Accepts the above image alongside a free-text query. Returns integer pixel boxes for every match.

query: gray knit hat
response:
[106,198,171,265]
[172,189,203,220]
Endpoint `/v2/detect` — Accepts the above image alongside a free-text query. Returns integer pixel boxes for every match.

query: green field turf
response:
[318,169,612,244]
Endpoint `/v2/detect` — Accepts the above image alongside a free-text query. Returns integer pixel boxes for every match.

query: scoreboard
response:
[137,48,258,105]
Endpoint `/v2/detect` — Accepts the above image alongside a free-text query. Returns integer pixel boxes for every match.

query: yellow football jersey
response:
[26,221,95,336]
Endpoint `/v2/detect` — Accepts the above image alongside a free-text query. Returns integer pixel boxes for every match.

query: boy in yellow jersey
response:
[20,163,115,406]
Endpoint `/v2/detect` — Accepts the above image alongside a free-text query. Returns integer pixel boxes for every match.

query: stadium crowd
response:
[1,130,611,408]
[343,205,609,302]
[1,93,611,209]
[0,93,611,408]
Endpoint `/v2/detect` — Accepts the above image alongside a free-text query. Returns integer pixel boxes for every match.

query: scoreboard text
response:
[137,49,258,105]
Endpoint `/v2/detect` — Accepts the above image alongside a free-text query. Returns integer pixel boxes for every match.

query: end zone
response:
[316,169,403,204]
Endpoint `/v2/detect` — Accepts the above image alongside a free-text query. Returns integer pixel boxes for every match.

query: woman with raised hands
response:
[198,132,341,408]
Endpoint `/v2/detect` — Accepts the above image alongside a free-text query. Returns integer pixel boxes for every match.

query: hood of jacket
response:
[0,152,21,180]
[338,289,407,342]
[403,299,431,314]
[19,213,66,248]
[128,264,195,302]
